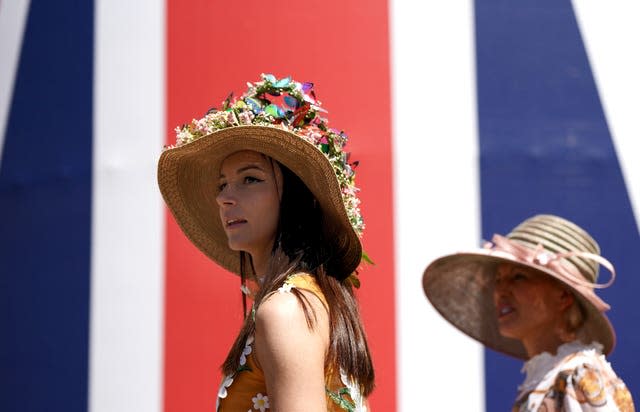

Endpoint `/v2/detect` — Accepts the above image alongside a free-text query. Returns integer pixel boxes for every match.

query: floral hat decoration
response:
[158,74,368,283]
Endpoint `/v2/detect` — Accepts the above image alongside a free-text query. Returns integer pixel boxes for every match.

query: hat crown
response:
[506,214,600,283]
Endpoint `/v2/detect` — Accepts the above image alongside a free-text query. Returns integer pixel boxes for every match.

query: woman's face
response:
[216,150,282,263]
[492,263,570,346]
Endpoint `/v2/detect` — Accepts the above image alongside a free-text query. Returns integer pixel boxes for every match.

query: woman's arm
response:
[255,289,330,412]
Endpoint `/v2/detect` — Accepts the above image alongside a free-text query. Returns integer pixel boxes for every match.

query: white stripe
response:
[390,1,484,411]
[0,0,30,166]
[573,1,640,232]
[90,1,165,412]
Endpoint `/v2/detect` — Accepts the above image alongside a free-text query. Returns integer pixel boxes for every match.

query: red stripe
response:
[165,1,395,410]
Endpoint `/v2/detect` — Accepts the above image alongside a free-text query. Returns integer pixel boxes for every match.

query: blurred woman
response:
[422,214,634,411]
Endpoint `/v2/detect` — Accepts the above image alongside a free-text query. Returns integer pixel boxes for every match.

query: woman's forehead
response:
[223,150,269,164]
[495,262,567,289]
[496,263,541,278]
[220,150,272,173]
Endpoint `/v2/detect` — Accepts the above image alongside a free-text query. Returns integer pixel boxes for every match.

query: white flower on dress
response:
[278,282,294,294]
[340,370,366,412]
[239,335,254,366]
[217,375,234,399]
[252,393,269,411]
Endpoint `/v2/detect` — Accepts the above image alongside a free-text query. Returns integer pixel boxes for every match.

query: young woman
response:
[422,214,634,411]
[158,74,374,411]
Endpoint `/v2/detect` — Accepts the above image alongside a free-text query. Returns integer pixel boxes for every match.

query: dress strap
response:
[277,273,328,307]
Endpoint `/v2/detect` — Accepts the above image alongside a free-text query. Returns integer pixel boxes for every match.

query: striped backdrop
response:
[1,1,638,411]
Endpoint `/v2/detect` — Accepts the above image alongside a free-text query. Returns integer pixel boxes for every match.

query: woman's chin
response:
[225,239,249,253]
[227,243,242,252]
[497,325,521,341]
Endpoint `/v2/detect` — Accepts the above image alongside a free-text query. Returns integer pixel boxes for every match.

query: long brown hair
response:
[221,163,375,395]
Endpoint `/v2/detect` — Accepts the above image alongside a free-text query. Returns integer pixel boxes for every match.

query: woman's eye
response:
[513,272,527,281]
[218,182,227,191]
[244,176,263,184]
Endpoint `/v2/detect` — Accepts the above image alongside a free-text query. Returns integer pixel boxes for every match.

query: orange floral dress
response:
[514,341,635,411]
[216,274,367,412]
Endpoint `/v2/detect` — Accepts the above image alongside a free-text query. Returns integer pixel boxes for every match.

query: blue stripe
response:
[0,1,94,411]
[475,0,639,409]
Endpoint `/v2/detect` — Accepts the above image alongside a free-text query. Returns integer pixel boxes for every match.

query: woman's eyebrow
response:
[237,164,265,173]
[219,164,266,179]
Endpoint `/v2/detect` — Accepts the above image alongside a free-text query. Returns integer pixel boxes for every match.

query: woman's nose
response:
[216,186,236,206]
[493,279,507,298]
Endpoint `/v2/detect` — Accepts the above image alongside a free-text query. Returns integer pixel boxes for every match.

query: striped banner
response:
[1,1,638,411]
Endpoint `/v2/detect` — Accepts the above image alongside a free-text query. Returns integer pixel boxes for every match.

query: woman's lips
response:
[497,303,515,319]
[225,218,247,228]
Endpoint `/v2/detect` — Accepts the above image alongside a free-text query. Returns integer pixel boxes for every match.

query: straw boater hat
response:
[158,74,364,280]
[422,214,617,359]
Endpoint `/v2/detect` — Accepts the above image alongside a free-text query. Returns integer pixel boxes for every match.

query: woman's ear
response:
[558,289,575,311]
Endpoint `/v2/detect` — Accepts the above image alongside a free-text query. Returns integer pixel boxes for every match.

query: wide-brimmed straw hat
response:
[158,74,364,280]
[422,214,617,359]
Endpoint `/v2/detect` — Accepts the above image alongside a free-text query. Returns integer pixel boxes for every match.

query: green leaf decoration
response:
[264,104,283,118]
[325,388,355,412]
[345,273,361,289]
[361,250,375,265]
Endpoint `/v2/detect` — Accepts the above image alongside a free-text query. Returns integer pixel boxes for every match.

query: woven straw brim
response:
[157,125,362,278]
[422,250,615,360]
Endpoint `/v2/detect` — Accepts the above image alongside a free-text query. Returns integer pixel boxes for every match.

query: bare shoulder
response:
[255,287,329,343]
[254,287,330,410]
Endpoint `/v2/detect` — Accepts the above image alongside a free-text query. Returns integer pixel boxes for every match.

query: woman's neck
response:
[251,257,267,278]
[249,241,275,278]
[522,329,569,358]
